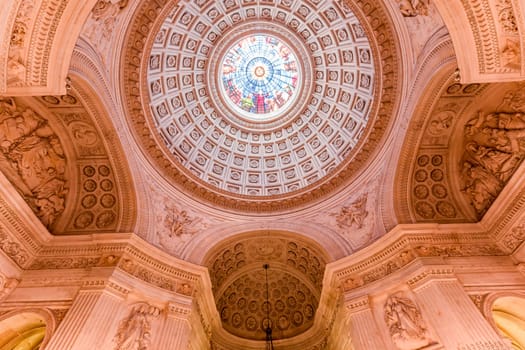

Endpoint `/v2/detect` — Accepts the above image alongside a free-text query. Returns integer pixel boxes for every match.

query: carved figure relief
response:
[461,89,525,218]
[7,1,34,85]
[384,292,435,349]
[0,98,67,229]
[113,303,160,350]
[398,0,429,17]
[83,0,129,61]
[152,190,215,256]
[334,194,369,229]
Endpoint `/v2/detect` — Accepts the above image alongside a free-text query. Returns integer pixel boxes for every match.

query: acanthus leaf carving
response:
[0,226,30,267]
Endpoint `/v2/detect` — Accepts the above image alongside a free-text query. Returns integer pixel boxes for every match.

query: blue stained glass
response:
[221,35,300,118]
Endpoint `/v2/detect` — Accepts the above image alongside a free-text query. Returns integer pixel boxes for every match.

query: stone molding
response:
[0,1,98,95]
[433,0,525,83]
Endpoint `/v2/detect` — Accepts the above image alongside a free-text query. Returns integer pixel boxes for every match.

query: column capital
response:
[407,267,456,290]
[344,294,371,313]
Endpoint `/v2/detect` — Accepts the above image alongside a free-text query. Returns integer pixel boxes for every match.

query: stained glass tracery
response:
[221,35,300,119]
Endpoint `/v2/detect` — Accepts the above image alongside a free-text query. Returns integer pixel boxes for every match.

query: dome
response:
[135,0,390,211]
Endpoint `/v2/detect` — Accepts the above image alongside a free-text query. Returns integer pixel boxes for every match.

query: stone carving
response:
[113,302,160,350]
[84,0,129,60]
[0,228,29,267]
[118,258,195,296]
[384,292,435,349]
[413,153,458,221]
[398,0,429,17]
[468,294,487,311]
[7,1,34,85]
[501,223,525,251]
[461,90,525,218]
[334,194,368,229]
[0,98,68,229]
[163,204,199,238]
[0,273,19,302]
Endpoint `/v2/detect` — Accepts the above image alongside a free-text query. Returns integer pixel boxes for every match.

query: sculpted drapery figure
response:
[461,91,525,217]
[114,303,160,350]
[384,292,435,349]
[0,97,67,229]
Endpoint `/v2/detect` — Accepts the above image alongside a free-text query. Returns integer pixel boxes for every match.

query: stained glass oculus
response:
[220,35,300,120]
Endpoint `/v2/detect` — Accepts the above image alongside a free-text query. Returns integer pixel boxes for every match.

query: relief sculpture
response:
[84,0,129,60]
[334,194,368,229]
[113,303,160,350]
[384,292,435,349]
[0,98,67,229]
[461,89,525,218]
[398,0,429,17]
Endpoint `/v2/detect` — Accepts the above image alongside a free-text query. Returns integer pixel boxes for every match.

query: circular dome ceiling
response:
[124,0,399,211]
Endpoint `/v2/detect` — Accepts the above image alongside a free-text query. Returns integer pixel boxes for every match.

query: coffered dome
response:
[204,232,327,342]
[123,0,397,212]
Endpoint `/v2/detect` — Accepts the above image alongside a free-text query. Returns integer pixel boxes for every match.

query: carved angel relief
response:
[461,89,525,218]
[384,292,436,349]
[0,98,67,229]
[398,0,429,17]
[113,303,160,350]
[333,194,369,230]
[162,203,202,238]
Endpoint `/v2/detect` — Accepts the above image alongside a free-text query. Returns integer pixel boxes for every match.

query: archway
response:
[0,310,54,350]
[491,295,525,349]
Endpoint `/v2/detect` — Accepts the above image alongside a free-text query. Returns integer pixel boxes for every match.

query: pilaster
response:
[45,279,130,350]
[343,295,388,350]
[409,270,508,349]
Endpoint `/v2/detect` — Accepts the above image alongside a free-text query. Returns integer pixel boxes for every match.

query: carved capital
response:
[167,302,192,319]
[407,268,456,290]
[344,295,370,313]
